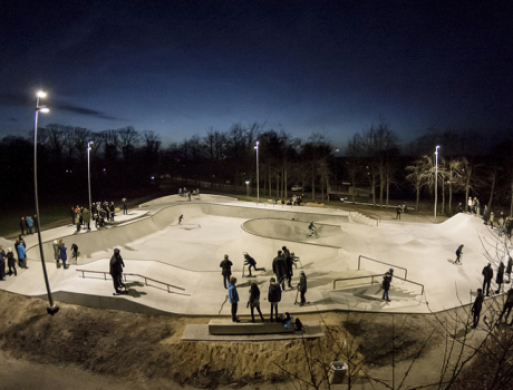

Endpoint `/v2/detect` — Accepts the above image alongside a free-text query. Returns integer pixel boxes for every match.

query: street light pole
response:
[87,141,93,216]
[33,91,59,315]
[434,145,440,223]
[254,141,259,204]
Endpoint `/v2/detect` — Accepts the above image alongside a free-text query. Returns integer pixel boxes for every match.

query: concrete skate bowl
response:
[26,201,352,265]
[140,194,238,206]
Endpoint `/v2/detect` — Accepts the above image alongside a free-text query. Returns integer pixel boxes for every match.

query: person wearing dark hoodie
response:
[220,254,233,289]
[228,277,240,322]
[282,246,293,288]
[506,256,513,283]
[248,282,264,322]
[7,248,16,276]
[109,248,126,294]
[455,245,464,264]
[482,263,493,296]
[272,250,287,290]
[243,253,265,276]
[471,289,484,329]
[268,277,282,322]
[298,270,308,306]
[496,261,505,294]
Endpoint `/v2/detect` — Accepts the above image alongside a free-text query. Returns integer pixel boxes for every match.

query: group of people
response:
[395,203,409,220]
[70,205,92,232]
[472,257,513,328]
[178,187,199,201]
[0,245,17,280]
[20,215,38,235]
[220,249,308,323]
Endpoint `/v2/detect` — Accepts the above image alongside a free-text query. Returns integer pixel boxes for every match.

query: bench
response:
[208,319,294,335]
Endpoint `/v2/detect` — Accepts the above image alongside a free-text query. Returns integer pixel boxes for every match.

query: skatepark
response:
[0,194,508,317]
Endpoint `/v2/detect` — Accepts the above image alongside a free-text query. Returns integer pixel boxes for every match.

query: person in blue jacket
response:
[228,277,240,322]
[17,242,27,269]
[26,216,34,235]
[59,241,68,269]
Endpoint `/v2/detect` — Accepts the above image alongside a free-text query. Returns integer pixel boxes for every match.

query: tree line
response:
[1,122,512,214]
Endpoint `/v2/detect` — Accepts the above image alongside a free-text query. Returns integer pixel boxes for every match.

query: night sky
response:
[2,0,513,146]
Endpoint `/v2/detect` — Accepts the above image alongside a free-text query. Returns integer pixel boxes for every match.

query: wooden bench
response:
[208,319,294,335]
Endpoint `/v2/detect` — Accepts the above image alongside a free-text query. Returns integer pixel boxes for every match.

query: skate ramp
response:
[242,218,341,242]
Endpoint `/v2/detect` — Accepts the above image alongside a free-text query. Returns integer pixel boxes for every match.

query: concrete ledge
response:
[209,319,295,335]
[305,203,325,207]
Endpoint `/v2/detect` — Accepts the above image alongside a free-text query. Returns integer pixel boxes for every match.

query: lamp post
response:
[434,145,440,223]
[245,180,250,197]
[87,141,93,217]
[254,141,259,204]
[33,91,59,315]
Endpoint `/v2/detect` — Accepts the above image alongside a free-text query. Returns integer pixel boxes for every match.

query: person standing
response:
[396,205,402,220]
[298,270,307,306]
[496,261,505,294]
[498,287,513,323]
[458,203,463,213]
[20,217,26,235]
[33,215,39,233]
[26,216,33,235]
[471,289,484,328]
[476,198,481,216]
[248,283,264,322]
[59,241,68,269]
[483,205,490,224]
[382,272,391,301]
[455,245,464,264]
[467,197,473,213]
[282,246,293,288]
[109,248,125,294]
[83,208,91,230]
[75,210,81,233]
[506,256,512,283]
[70,207,76,225]
[16,241,27,269]
[220,254,233,289]
[268,277,282,322]
[228,277,240,322]
[7,248,16,276]
[272,250,287,290]
[122,198,128,215]
[0,246,5,281]
[482,263,494,296]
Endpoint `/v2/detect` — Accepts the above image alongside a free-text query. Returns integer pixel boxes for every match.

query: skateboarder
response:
[220,254,233,289]
[178,215,183,225]
[109,248,126,294]
[471,289,484,328]
[243,253,265,276]
[455,245,464,264]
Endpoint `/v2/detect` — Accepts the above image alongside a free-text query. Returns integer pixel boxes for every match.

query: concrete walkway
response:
[1,194,510,317]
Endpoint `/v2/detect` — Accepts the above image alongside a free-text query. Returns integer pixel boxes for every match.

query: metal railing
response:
[358,255,408,279]
[332,272,424,295]
[76,269,188,294]
[362,213,380,226]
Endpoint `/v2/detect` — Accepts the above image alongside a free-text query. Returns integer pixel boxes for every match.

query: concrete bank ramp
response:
[243,218,341,242]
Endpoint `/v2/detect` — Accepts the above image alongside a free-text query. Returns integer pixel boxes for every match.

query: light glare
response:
[37,91,47,98]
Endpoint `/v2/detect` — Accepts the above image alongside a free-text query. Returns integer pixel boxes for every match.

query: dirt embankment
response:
[0,291,448,389]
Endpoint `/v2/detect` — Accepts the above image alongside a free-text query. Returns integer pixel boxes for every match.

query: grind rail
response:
[76,269,188,294]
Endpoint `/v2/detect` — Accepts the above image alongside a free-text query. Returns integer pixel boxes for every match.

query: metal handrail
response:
[363,213,380,226]
[358,255,408,279]
[333,273,385,289]
[76,269,187,294]
[332,273,425,295]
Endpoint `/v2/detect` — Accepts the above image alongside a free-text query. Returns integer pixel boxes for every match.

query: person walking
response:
[20,217,26,235]
[6,248,16,276]
[243,253,265,276]
[268,277,282,322]
[59,241,68,269]
[109,248,126,294]
[0,246,5,281]
[382,272,391,301]
[26,216,33,235]
[506,256,512,283]
[455,245,464,264]
[220,254,233,289]
[471,289,484,328]
[228,277,240,322]
[482,263,494,296]
[248,283,264,322]
[298,270,307,306]
[272,250,287,290]
[498,287,513,323]
[496,261,505,294]
[16,240,27,269]
[178,215,183,225]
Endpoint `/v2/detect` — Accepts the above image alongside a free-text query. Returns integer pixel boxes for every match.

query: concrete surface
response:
[0,194,510,316]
